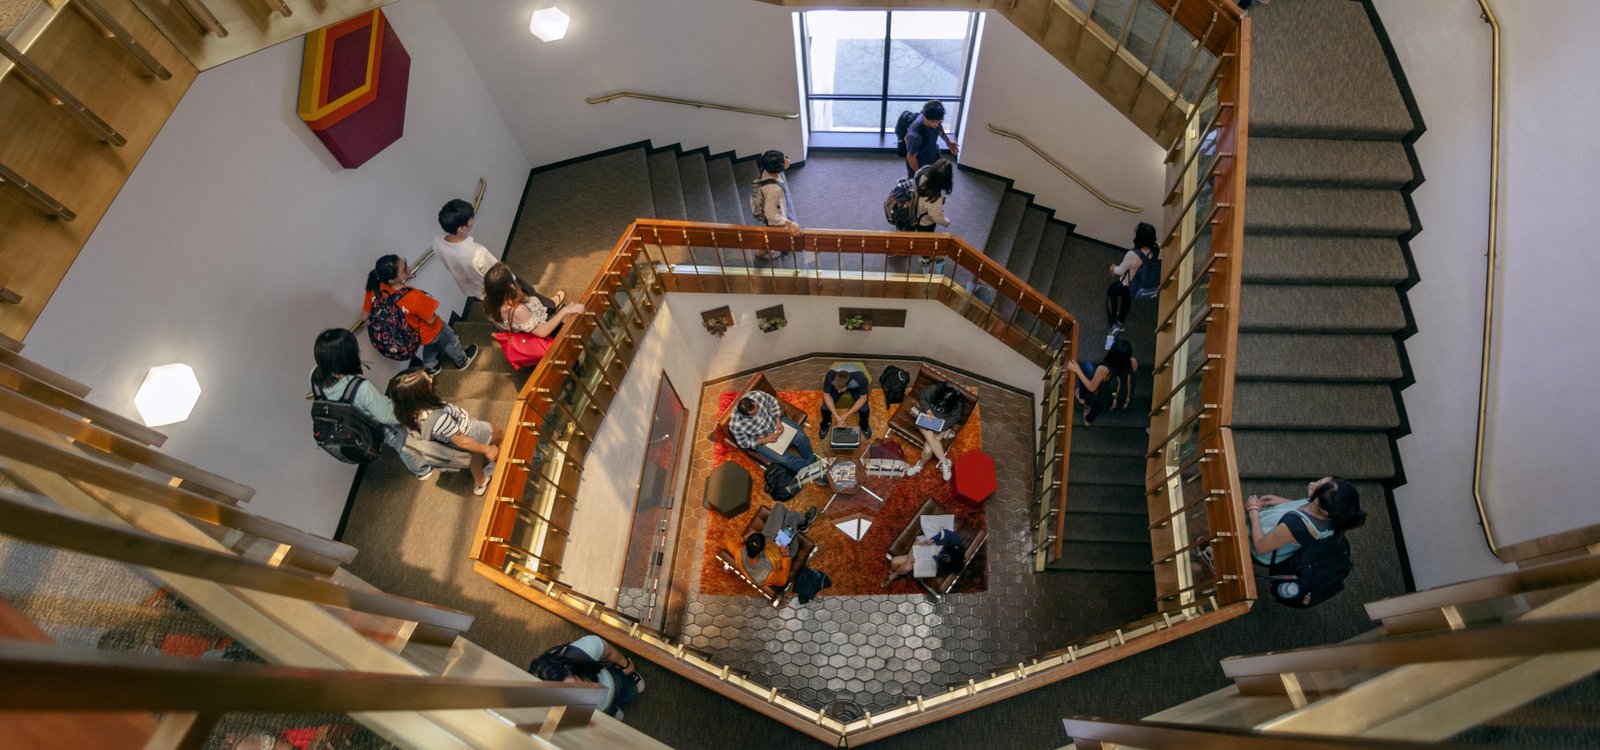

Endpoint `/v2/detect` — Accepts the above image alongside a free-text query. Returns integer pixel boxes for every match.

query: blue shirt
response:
[1251,499,1334,566]
[905,116,945,167]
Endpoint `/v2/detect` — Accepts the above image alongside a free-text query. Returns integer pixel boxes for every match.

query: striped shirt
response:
[420,403,472,444]
[728,391,781,449]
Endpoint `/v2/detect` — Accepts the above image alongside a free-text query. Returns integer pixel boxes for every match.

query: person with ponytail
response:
[362,254,477,376]
[528,635,645,719]
[1245,476,1364,566]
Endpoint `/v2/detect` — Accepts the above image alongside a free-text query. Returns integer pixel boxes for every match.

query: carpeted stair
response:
[1232,0,1418,583]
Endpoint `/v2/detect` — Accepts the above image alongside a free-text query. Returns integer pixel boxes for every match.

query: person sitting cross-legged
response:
[724,500,816,587]
[905,381,968,480]
[728,391,822,480]
[819,367,871,441]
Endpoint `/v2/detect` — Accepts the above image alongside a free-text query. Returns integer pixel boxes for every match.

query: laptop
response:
[829,426,861,451]
[769,422,799,455]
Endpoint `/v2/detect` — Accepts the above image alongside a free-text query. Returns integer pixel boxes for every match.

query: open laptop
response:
[829,426,861,451]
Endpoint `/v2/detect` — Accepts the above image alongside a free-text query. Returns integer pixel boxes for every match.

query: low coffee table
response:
[821,441,907,537]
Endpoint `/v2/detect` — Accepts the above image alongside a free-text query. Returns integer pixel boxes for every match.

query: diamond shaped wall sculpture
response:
[297,10,410,169]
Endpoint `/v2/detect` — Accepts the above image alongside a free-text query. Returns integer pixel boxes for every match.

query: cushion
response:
[707,462,752,518]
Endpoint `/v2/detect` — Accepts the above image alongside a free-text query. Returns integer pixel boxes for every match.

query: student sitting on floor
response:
[724,501,816,586]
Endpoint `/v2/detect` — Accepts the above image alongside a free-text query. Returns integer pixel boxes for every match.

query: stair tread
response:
[1027,221,1069,294]
[646,150,687,220]
[1003,206,1050,282]
[1063,483,1149,515]
[705,156,743,225]
[1067,454,1145,486]
[1069,426,1149,457]
[429,368,522,401]
[983,192,1029,265]
[677,153,717,223]
[1244,186,1413,237]
[732,158,760,193]
[1236,333,1401,382]
[1233,429,1395,480]
[1047,541,1152,573]
[1247,0,1414,139]
[1248,137,1413,188]
[1062,512,1149,544]
[1233,382,1399,430]
[1241,235,1411,285]
[1240,284,1406,333]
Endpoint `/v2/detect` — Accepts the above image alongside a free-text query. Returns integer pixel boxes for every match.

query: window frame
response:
[800,10,981,139]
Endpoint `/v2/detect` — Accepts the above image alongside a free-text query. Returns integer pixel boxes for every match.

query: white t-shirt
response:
[433,234,498,299]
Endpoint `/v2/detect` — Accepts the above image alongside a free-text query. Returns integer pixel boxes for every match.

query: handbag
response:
[492,331,554,370]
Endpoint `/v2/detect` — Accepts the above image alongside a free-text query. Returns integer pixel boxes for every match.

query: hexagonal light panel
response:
[529,7,570,42]
[133,364,201,427]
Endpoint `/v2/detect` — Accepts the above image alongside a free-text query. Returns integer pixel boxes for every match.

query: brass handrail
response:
[1062,717,1477,749]
[586,91,799,121]
[985,124,1144,213]
[1472,0,1504,557]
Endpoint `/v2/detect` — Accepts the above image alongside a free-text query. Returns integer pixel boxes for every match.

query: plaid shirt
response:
[728,391,782,449]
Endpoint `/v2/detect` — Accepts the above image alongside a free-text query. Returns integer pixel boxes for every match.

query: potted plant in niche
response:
[701,306,734,338]
[844,315,872,332]
[756,304,787,333]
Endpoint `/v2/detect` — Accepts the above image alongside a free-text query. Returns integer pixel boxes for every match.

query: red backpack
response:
[367,288,421,361]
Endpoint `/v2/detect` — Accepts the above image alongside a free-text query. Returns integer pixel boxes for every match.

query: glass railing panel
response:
[1182,50,1219,103]
[1186,269,1213,324]
[1122,0,1170,66]
[1089,0,1134,42]
[206,713,395,750]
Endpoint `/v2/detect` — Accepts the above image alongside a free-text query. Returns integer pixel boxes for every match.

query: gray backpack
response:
[749,178,779,223]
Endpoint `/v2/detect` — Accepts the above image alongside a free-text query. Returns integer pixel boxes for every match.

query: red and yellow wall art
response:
[297,10,410,169]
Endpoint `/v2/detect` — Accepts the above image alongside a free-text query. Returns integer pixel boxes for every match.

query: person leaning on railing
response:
[388,367,503,496]
[529,635,646,720]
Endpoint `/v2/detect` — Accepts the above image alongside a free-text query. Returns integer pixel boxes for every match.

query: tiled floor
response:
[660,357,1155,717]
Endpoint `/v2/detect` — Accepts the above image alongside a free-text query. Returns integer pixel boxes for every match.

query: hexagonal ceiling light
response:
[529,7,570,42]
[134,364,201,427]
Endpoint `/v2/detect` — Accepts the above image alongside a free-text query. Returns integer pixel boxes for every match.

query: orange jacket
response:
[725,539,790,587]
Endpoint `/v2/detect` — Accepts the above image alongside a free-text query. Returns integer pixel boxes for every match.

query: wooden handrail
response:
[985,124,1144,213]
[0,159,76,220]
[1062,716,1477,749]
[1365,553,1600,622]
[0,422,350,567]
[1225,615,1600,685]
[0,486,472,641]
[585,91,799,120]
[0,353,168,445]
[0,640,603,715]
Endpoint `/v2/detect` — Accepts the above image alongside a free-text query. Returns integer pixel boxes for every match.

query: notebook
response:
[769,422,799,455]
[915,411,947,432]
[912,538,939,577]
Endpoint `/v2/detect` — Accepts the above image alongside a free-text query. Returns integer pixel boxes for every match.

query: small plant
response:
[757,315,787,333]
[704,318,731,337]
[844,315,871,331]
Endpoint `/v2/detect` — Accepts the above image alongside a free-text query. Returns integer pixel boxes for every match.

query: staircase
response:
[1229,0,1417,577]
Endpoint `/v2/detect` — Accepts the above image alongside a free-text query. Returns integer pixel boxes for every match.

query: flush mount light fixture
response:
[133,363,202,427]
[529,7,570,42]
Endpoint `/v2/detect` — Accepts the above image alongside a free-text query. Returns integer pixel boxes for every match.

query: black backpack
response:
[1267,510,1357,608]
[884,175,921,231]
[894,110,919,157]
[880,365,911,406]
[763,463,799,501]
[311,376,387,464]
[1127,248,1163,300]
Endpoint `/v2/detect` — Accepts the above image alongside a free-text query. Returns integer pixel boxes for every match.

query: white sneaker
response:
[905,462,925,477]
[939,459,952,481]
[415,467,434,481]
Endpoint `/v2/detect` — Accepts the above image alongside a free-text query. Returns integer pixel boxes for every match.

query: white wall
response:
[23,0,531,536]
[960,13,1168,245]
[662,293,1045,399]
[434,0,805,167]
[1375,0,1600,587]
[564,301,706,601]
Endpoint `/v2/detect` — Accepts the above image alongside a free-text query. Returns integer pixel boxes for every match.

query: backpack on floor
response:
[1267,509,1358,608]
[884,176,921,231]
[893,110,919,158]
[367,288,421,361]
[1127,250,1163,300]
[311,377,387,465]
[794,566,832,604]
[749,178,779,223]
[879,365,911,406]
[763,463,800,501]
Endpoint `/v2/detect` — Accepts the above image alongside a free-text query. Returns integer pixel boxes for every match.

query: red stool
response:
[951,451,996,506]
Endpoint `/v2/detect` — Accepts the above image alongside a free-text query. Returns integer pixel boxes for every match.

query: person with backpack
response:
[913,159,955,233]
[749,149,800,261]
[363,254,478,377]
[899,100,960,178]
[388,367,502,495]
[1246,476,1362,566]
[1103,222,1162,349]
[1066,337,1137,426]
[309,328,433,478]
[1247,476,1363,607]
[528,635,645,719]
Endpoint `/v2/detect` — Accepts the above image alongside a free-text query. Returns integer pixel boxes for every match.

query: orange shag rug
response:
[698,389,988,597]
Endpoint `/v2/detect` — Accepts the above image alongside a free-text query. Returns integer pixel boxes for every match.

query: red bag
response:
[492,331,553,370]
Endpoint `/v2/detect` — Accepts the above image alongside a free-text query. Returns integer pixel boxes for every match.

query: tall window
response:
[802,10,980,139]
